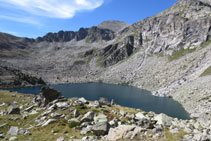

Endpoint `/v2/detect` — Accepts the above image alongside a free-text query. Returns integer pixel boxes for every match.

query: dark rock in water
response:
[8,104,20,114]
[99,97,111,106]
[40,86,62,107]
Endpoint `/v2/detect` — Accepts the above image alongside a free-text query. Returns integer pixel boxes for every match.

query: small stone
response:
[7,126,19,135]
[9,136,17,141]
[120,110,127,117]
[56,137,66,141]
[99,97,111,106]
[81,111,95,122]
[135,112,145,120]
[42,119,57,127]
[73,109,80,118]
[78,97,88,104]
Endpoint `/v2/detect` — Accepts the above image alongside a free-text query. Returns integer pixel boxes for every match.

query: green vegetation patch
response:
[202,40,211,48]
[73,60,86,65]
[200,66,211,77]
[164,128,187,141]
[69,121,81,128]
[168,47,196,61]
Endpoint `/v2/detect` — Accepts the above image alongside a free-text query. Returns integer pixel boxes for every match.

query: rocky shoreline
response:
[0,87,211,141]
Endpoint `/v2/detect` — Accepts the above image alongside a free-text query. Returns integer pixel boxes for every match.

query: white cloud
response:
[0,0,104,18]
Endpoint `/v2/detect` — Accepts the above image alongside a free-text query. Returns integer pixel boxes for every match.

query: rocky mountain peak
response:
[98,20,130,32]
[158,0,211,19]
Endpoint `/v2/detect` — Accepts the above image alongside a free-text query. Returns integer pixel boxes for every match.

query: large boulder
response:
[92,121,109,136]
[106,125,136,141]
[81,111,95,122]
[153,113,172,127]
[99,97,111,106]
[40,86,61,107]
[8,104,20,114]
[92,113,109,136]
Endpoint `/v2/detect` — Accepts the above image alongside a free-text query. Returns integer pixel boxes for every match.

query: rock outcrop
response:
[39,86,62,107]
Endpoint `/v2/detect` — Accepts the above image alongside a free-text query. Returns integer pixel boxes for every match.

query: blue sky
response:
[0,0,178,38]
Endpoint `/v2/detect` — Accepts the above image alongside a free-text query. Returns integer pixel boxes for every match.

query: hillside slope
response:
[0,0,211,123]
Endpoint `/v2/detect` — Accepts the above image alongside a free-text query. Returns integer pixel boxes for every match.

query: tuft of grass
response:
[201,40,211,48]
[73,60,86,65]
[164,128,187,141]
[86,54,95,64]
[200,66,211,77]
[168,47,196,61]
[69,121,81,128]
[96,56,105,67]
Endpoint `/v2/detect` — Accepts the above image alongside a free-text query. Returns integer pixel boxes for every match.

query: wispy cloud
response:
[0,0,104,24]
[0,0,104,18]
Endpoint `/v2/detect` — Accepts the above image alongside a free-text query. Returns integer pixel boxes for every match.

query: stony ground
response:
[0,90,211,141]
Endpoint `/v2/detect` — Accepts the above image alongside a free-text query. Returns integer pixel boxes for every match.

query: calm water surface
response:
[2,83,190,119]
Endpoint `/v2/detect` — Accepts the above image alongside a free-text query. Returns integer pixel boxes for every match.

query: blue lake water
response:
[1,83,190,119]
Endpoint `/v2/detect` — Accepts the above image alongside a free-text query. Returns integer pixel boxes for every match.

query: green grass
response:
[168,47,196,61]
[200,66,211,77]
[201,40,211,48]
[86,54,95,64]
[69,121,81,128]
[164,128,187,141]
[96,56,105,67]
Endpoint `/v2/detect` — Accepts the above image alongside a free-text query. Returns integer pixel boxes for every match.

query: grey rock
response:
[81,111,95,122]
[18,128,31,135]
[119,110,127,117]
[0,134,5,139]
[8,104,20,114]
[99,97,111,106]
[81,136,98,141]
[9,136,18,141]
[109,118,118,128]
[80,126,93,135]
[92,121,109,136]
[7,126,19,135]
[56,137,66,141]
[73,100,84,106]
[56,102,69,109]
[0,123,8,128]
[94,113,108,123]
[154,113,172,127]
[88,101,100,108]
[50,112,62,118]
[135,112,145,120]
[24,105,35,112]
[78,97,88,104]
[92,113,109,136]
[42,119,57,127]
[73,109,80,118]
[40,86,61,107]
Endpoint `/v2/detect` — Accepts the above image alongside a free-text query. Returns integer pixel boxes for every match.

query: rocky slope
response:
[0,0,211,126]
[0,89,210,141]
